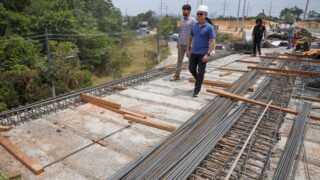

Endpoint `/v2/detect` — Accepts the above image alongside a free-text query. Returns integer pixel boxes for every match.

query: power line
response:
[241,0,247,31]
[158,0,165,17]
[268,0,273,18]
[223,0,227,17]
[45,28,56,97]
[246,1,250,17]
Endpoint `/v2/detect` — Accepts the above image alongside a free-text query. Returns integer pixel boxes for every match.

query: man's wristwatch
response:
[206,53,210,56]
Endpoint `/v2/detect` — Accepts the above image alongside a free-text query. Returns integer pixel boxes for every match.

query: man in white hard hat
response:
[170,4,196,81]
[186,5,216,97]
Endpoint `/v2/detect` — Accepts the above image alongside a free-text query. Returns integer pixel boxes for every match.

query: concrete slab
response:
[106,94,195,124]
[119,88,205,111]
[132,84,212,103]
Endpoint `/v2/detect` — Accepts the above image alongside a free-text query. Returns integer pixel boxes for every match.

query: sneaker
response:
[192,92,199,97]
[170,75,180,81]
[251,54,256,57]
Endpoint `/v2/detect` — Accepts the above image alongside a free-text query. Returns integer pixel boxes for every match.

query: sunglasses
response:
[197,12,204,16]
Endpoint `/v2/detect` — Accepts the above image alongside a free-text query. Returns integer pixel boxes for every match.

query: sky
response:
[112,0,320,18]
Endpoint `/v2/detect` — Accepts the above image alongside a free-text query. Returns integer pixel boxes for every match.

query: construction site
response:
[1,43,320,179]
[1,0,320,179]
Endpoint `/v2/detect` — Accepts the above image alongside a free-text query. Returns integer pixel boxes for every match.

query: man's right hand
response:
[176,43,179,48]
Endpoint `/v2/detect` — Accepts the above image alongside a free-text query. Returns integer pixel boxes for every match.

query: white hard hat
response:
[198,5,208,13]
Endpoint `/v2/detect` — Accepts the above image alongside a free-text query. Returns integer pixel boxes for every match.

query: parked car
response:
[169,33,179,41]
[215,44,226,50]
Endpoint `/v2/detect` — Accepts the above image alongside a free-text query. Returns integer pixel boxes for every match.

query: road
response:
[155,41,188,69]
[308,28,320,38]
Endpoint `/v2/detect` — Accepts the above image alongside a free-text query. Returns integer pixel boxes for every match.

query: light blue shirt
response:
[288,25,295,37]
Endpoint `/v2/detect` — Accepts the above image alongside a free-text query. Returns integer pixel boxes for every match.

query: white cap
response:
[197,5,209,13]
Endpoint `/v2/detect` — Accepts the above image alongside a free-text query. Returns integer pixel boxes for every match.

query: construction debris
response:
[297,49,320,58]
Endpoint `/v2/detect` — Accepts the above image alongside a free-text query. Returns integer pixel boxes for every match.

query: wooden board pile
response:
[297,49,320,58]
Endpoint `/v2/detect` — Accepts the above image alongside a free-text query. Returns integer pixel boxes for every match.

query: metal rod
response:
[224,100,273,180]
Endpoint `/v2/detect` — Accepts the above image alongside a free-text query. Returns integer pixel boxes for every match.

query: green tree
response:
[0,81,19,111]
[25,0,76,33]
[0,35,43,71]
[128,10,157,29]
[283,12,295,23]
[159,16,174,39]
[291,6,303,20]
[280,6,304,21]
[49,41,92,94]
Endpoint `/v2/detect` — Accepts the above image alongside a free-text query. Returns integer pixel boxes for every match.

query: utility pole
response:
[236,0,241,31]
[165,5,168,16]
[246,1,249,17]
[223,0,227,18]
[303,0,310,21]
[157,25,160,63]
[45,28,56,97]
[241,0,247,31]
[159,0,166,17]
[268,0,273,18]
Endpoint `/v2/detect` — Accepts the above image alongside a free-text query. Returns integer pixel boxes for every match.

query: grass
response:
[92,36,170,85]
[0,168,8,180]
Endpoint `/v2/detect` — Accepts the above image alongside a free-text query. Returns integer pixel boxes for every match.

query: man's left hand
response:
[202,55,209,62]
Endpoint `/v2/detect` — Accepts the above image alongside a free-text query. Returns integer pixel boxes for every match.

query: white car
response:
[170,33,179,41]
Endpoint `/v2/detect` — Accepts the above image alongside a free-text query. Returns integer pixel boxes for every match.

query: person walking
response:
[291,27,298,49]
[186,5,215,97]
[252,18,267,57]
[287,22,295,49]
[170,4,196,81]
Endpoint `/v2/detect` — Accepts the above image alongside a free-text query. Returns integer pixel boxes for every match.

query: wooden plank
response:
[189,79,254,92]
[260,55,320,64]
[121,109,147,119]
[235,60,276,65]
[281,54,320,61]
[292,95,320,103]
[123,114,176,132]
[0,136,44,175]
[87,102,147,119]
[261,72,309,77]
[81,93,147,119]
[0,125,12,132]
[247,66,320,76]
[80,93,121,109]
[218,67,249,73]
[219,71,233,77]
[206,88,320,121]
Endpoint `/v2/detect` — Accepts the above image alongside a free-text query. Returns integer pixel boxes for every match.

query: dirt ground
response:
[296,21,320,29]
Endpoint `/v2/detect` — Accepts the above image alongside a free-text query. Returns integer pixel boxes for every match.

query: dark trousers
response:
[253,38,262,55]
[189,54,207,94]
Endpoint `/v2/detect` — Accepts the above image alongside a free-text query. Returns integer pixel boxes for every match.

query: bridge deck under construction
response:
[1,48,320,179]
